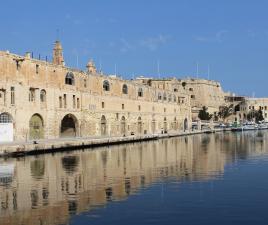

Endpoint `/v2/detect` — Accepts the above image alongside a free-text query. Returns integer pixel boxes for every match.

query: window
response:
[59,96,62,108]
[168,94,172,102]
[164,108,166,113]
[191,95,195,99]
[249,106,251,110]
[73,95,76,108]
[189,88,193,91]
[40,89,46,103]
[0,113,12,123]
[163,93,167,101]
[29,88,35,102]
[138,105,141,111]
[65,72,75,85]
[122,104,125,110]
[84,79,87,88]
[138,88,143,97]
[11,87,15,105]
[174,88,178,92]
[36,64,39,74]
[63,94,67,108]
[102,102,105,108]
[77,98,80,109]
[265,106,267,110]
[122,84,128,94]
[158,93,162,100]
[103,80,110,91]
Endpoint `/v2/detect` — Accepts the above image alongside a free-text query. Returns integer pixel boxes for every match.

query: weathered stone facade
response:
[0,41,191,142]
[135,77,228,120]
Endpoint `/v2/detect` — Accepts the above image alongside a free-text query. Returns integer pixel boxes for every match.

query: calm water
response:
[1,131,268,225]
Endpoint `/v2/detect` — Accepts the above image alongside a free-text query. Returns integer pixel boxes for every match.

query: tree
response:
[246,109,264,123]
[218,105,233,121]
[198,106,213,121]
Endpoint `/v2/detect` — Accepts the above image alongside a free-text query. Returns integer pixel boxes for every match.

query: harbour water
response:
[1,131,268,225]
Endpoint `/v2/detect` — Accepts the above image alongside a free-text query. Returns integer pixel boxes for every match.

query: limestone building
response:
[0,41,191,142]
[135,77,228,121]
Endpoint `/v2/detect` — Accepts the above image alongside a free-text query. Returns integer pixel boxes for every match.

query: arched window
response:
[122,84,128,94]
[65,72,75,85]
[138,88,143,97]
[40,89,46,102]
[158,93,162,100]
[0,113,12,123]
[103,80,110,91]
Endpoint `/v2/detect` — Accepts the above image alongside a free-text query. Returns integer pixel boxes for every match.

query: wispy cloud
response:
[140,34,171,51]
[119,38,134,53]
[195,30,229,43]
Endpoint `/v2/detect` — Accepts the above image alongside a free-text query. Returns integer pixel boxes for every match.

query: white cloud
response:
[140,34,171,51]
[195,30,228,43]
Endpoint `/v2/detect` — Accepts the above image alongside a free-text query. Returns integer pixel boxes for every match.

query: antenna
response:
[56,29,60,41]
[196,62,199,78]
[76,54,79,68]
[207,64,210,80]
[157,60,160,79]
[99,59,102,72]
[115,63,117,76]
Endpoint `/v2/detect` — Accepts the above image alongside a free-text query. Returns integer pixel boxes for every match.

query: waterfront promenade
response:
[0,130,213,157]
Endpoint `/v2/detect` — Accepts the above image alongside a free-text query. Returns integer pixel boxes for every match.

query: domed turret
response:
[52,40,65,66]
[86,59,96,73]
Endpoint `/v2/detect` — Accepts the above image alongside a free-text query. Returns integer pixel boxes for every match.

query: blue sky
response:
[1,0,268,96]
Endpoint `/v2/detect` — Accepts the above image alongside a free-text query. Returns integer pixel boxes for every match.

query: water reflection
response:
[0,131,268,225]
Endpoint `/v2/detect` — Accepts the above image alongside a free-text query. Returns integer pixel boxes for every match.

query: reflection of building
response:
[0,41,191,142]
[1,133,256,225]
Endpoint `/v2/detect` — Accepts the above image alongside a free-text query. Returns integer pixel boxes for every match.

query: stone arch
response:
[101,115,107,136]
[120,116,126,135]
[29,113,44,140]
[137,117,142,134]
[60,114,78,137]
[184,118,188,131]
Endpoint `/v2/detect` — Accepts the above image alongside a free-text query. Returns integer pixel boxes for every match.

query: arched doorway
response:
[101,115,107,136]
[61,114,77,137]
[29,114,44,140]
[0,113,13,142]
[151,119,156,134]
[184,118,188,131]
[120,116,126,136]
[137,117,142,134]
[163,117,167,132]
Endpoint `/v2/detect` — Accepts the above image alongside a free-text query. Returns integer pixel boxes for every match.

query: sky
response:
[0,0,268,97]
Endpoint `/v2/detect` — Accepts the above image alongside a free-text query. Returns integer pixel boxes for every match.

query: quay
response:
[0,129,228,157]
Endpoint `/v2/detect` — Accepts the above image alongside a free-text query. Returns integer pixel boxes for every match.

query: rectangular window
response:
[138,105,141,111]
[122,104,124,110]
[36,64,39,74]
[164,108,166,113]
[102,102,105,108]
[73,95,76,108]
[11,87,15,105]
[77,98,80,109]
[84,79,87,88]
[59,96,62,108]
[64,94,67,108]
[265,106,267,110]
[29,88,35,102]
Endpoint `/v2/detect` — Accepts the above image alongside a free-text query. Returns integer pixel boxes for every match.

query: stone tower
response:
[52,40,64,66]
[86,59,97,73]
